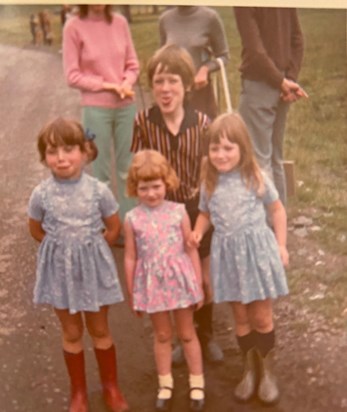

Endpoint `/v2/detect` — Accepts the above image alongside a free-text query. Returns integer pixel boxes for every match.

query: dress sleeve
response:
[98,183,119,217]
[261,172,279,205]
[28,186,45,221]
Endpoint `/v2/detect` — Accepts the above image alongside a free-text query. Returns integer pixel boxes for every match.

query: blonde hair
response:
[147,44,195,90]
[127,150,179,197]
[37,117,97,163]
[202,112,264,197]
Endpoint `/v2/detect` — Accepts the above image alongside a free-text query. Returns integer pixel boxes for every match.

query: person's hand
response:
[194,66,209,90]
[103,81,134,99]
[280,78,308,102]
[118,80,135,99]
[195,297,205,311]
[188,230,202,248]
[127,294,143,317]
[278,245,289,267]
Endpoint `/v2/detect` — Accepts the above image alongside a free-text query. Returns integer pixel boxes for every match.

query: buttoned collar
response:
[148,102,199,136]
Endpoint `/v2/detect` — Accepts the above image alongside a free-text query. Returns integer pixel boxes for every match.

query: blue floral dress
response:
[199,170,288,304]
[125,201,203,313]
[28,173,124,314]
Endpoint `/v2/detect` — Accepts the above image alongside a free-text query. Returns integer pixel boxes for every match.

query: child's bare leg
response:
[85,305,113,349]
[150,311,173,375]
[150,312,174,406]
[54,308,84,352]
[248,299,273,333]
[174,307,203,375]
[175,307,204,407]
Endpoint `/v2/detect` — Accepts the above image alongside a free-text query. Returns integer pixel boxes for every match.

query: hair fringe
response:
[127,150,180,197]
[202,112,265,198]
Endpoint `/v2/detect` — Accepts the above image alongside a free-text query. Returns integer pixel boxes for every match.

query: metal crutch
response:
[216,57,233,114]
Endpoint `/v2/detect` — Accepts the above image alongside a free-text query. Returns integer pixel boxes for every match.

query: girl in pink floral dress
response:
[124,150,205,412]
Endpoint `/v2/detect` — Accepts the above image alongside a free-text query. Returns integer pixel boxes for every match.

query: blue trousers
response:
[82,104,137,221]
[239,79,290,205]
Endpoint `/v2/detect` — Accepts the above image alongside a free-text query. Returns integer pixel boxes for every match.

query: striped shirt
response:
[131,104,210,203]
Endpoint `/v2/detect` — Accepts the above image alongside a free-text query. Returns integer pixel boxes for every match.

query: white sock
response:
[189,374,205,400]
[158,374,173,400]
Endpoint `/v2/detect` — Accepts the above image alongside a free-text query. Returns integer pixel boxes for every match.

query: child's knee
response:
[177,330,195,344]
[155,330,172,344]
[252,312,273,331]
[63,325,84,344]
[87,324,110,341]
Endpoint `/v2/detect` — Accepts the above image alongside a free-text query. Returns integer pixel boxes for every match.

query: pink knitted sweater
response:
[63,13,139,109]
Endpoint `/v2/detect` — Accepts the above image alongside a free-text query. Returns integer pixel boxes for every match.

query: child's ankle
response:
[189,374,205,400]
[158,373,173,399]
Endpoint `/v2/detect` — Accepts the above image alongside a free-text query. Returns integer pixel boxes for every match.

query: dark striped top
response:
[131,104,210,203]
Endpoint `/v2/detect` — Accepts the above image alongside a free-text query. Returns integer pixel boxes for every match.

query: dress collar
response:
[148,103,199,136]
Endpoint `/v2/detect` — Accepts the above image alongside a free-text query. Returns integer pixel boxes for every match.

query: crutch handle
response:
[216,57,232,113]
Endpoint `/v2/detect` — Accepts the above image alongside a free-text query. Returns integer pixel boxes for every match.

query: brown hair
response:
[127,150,180,197]
[78,5,113,23]
[147,44,195,90]
[202,112,264,197]
[37,117,98,163]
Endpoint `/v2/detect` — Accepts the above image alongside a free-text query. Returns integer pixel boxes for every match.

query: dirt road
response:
[1,44,347,412]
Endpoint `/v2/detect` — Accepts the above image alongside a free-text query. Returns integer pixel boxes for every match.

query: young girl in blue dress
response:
[124,149,205,412]
[28,117,129,412]
[190,112,289,405]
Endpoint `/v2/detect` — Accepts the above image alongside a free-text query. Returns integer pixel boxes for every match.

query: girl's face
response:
[137,179,166,208]
[152,70,186,117]
[44,144,86,180]
[209,135,241,173]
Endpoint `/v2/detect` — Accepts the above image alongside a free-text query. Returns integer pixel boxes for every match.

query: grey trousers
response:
[82,104,137,221]
[239,79,290,205]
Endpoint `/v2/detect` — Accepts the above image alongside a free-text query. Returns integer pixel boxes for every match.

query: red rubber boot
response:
[94,345,129,412]
[63,350,88,412]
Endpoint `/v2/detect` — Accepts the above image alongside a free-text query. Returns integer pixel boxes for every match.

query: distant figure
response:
[39,9,53,45]
[28,117,129,412]
[29,14,42,46]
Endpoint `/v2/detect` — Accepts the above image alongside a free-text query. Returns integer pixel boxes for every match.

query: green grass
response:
[1,5,346,319]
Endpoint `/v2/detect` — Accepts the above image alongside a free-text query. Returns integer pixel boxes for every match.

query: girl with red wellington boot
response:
[28,117,129,412]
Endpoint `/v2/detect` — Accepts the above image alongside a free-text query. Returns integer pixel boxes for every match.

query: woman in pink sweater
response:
[63,5,139,224]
